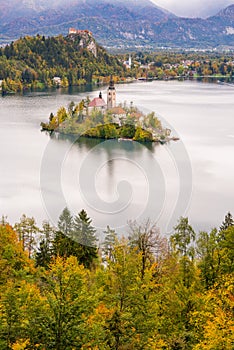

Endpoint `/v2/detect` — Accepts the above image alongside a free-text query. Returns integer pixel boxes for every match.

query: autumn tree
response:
[0,224,31,284]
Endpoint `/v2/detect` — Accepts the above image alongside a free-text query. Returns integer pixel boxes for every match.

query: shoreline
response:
[1,76,233,97]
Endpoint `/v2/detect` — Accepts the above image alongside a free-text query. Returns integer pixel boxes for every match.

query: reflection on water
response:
[51,132,155,153]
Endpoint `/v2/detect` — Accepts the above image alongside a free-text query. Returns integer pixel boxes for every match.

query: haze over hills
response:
[0,0,234,49]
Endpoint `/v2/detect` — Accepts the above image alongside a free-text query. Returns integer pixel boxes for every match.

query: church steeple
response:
[107,76,116,109]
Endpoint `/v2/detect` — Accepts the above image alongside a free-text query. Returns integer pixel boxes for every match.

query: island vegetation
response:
[0,210,233,349]
[41,99,172,143]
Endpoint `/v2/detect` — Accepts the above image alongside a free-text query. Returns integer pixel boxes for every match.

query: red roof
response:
[89,98,106,108]
[109,107,126,115]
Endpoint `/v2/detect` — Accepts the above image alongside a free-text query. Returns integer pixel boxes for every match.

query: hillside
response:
[0,33,125,93]
[0,0,175,47]
[0,1,234,49]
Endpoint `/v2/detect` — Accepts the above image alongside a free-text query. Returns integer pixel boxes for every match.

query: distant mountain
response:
[0,0,234,49]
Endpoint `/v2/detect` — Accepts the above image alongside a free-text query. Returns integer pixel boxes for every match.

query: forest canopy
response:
[0,34,125,94]
[0,211,233,349]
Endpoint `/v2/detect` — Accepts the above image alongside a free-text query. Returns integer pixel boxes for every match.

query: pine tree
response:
[103,225,118,261]
[57,207,73,237]
[219,212,234,232]
[35,239,51,268]
[35,221,54,268]
[73,210,98,268]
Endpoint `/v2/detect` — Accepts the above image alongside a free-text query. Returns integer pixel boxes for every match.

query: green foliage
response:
[127,51,234,80]
[196,229,221,289]
[171,217,196,258]
[219,211,234,232]
[57,207,73,236]
[84,123,119,139]
[0,34,125,94]
[103,225,118,261]
[72,209,98,268]
[51,208,98,269]
[0,212,234,349]
[133,127,153,142]
[119,124,136,138]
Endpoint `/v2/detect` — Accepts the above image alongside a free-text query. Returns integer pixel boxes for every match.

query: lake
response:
[0,80,233,237]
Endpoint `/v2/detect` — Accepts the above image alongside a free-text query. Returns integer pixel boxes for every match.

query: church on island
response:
[88,78,127,124]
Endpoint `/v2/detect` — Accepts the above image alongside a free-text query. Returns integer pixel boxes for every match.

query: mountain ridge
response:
[0,1,234,49]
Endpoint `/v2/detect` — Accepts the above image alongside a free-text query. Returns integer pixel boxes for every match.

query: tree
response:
[128,219,165,278]
[103,225,118,261]
[191,275,234,350]
[219,211,234,232]
[219,226,234,274]
[171,217,196,289]
[68,101,75,117]
[73,210,98,268]
[14,215,39,258]
[171,217,195,258]
[196,229,220,289]
[0,225,31,284]
[57,106,68,125]
[98,237,163,349]
[52,231,84,260]
[35,239,51,268]
[40,256,94,350]
[57,207,73,237]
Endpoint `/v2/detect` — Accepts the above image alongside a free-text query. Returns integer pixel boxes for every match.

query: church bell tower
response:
[107,77,116,109]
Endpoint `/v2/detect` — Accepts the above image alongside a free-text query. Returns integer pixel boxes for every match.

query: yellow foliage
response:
[192,275,234,350]
[145,336,168,349]
[11,339,30,350]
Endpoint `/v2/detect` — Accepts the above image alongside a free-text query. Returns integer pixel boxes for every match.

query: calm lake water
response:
[0,80,234,236]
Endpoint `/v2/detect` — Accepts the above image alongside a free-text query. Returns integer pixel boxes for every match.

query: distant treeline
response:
[0,210,233,349]
[121,51,234,80]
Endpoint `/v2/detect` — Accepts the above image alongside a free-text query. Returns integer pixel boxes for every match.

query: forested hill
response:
[0,33,125,93]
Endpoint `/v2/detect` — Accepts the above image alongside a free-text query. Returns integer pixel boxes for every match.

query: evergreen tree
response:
[103,225,118,261]
[73,210,98,268]
[219,211,234,232]
[35,221,54,268]
[57,207,73,237]
[52,231,83,259]
[35,239,51,268]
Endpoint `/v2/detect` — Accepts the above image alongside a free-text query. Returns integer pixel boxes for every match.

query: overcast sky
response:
[151,0,234,17]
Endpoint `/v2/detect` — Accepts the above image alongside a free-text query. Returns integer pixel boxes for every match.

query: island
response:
[41,79,177,143]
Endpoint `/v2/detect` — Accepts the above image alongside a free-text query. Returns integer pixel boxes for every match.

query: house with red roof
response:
[88,92,107,114]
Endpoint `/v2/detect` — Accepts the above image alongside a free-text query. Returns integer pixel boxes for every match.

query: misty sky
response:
[151,0,234,17]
